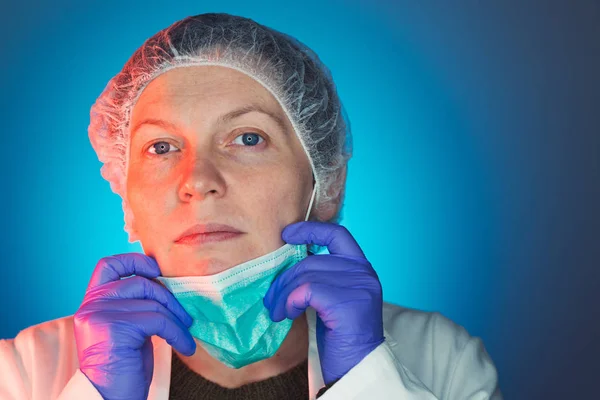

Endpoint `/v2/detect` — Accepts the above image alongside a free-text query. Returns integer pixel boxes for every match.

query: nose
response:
[178,156,227,202]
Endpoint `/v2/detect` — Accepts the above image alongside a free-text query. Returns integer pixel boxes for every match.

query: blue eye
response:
[148,141,180,155]
[233,133,264,146]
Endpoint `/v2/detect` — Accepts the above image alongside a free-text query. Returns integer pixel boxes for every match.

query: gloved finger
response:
[283,283,379,333]
[267,271,371,322]
[278,283,334,319]
[83,276,193,327]
[77,298,193,329]
[273,281,346,324]
[104,310,196,356]
[264,255,374,309]
[75,300,196,355]
[88,253,161,290]
[282,222,365,259]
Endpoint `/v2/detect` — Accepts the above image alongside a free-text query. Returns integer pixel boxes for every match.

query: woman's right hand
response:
[73,253,196,400]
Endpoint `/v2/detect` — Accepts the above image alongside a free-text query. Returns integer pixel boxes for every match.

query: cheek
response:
[237,166,308,221]
[127,164,179,229]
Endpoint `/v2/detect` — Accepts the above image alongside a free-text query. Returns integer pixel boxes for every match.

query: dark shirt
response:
[168,352,311,400]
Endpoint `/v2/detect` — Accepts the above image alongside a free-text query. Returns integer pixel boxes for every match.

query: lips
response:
[175,223,244,244]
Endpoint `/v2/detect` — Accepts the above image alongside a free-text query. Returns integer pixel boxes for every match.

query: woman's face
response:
[127,66,314,277]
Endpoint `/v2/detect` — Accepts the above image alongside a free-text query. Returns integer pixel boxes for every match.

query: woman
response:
[0,13,502,400]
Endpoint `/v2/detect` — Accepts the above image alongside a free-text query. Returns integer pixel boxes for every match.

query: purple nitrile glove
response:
[73,253,196,400]
[263,222,385,385]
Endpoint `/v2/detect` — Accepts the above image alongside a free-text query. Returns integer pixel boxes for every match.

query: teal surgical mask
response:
[156,186,317,369]
[156,243,307,369]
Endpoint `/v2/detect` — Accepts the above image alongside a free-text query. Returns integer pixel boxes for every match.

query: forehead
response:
[131,66,282,120]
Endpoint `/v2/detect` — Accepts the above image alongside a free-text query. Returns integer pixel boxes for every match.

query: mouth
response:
[175,231,244,245]
[174,223,245,246]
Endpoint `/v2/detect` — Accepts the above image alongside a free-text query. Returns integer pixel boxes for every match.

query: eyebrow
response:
[130,104,289,136]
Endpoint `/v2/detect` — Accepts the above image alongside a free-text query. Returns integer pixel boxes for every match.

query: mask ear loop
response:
[303,182,321,255]
[304,182,317,222]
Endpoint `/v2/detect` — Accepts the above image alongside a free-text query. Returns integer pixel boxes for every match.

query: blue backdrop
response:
[1,1,598,398]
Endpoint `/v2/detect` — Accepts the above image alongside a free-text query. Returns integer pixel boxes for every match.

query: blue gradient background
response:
[1,1,598,398]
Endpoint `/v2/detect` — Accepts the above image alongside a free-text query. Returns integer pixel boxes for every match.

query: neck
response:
[173,313,309,388]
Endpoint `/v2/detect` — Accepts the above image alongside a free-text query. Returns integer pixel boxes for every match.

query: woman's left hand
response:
[264,221,385,385]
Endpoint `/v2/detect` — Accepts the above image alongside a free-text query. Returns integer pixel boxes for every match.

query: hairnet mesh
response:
[88,13,352,242]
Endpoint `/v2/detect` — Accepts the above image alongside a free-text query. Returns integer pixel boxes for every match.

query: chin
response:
[165,253,239,277]
[159,240,269,277]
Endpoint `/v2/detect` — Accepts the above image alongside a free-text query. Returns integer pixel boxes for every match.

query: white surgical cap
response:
[88,13,352,242]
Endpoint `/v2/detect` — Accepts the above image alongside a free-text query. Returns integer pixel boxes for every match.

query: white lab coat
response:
[0,302,502,399]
